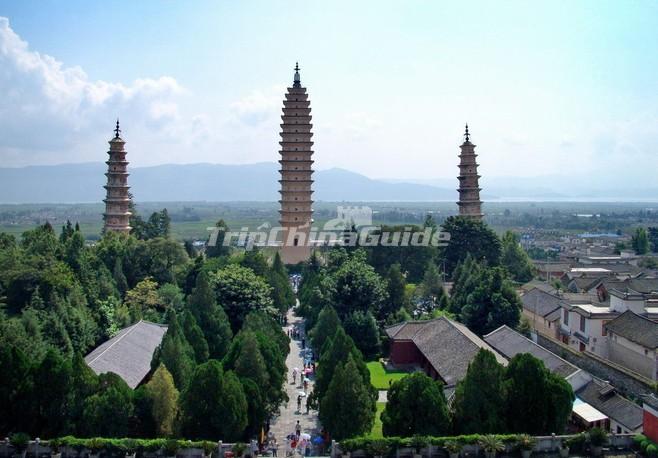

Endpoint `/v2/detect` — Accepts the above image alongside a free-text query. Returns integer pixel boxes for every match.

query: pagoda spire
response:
[293,62,301,88]
[103,120,132,234]
[278,63,314,264]
[456,124,483,220]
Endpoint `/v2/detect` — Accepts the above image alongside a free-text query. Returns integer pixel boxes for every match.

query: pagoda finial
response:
[464,123,470,142]
[293,62,301,87]
[114,119,121,138]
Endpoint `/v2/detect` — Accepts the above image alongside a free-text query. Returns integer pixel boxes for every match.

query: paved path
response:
[269,308,321,447]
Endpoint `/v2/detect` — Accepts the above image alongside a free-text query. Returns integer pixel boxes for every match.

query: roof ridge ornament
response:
[464,123,470,142]
[114,119,121,139]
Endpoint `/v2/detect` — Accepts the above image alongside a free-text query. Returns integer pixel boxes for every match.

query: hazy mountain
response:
[1,162,656,204]
[0,162,455,203]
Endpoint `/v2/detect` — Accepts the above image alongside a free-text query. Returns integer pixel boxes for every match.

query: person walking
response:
[269,436,278,457]
[295,420,301,438]
[292,368,297,384]
[296,395,302,412]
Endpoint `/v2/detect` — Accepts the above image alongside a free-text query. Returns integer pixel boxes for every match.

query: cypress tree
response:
[181,310,210,363]
[319,356,376,440]
[188,271,232,360]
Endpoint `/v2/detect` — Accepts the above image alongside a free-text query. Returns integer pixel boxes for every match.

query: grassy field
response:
[367,402,386,439]
[367,361,409,390]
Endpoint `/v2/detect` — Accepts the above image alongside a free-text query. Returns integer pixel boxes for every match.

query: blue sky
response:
[0,0,657,184]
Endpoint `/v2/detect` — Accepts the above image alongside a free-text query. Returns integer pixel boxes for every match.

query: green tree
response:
[68,353,99,435]
[188,271,233,360]
[452,349,506,434]
[125,277,160,321]
[460,267,521,335]
[158,283,185,311]
[211,264,274,332]
[29,349,73,437]
[113,258,129,296]
[314,327,374,402]
[381,372,450,437]
[0,345,34,435]
[152,312,196,390]
[233,332,270,390]
[319,356,376,440]
[416,263,450,316]
[441,216,501,276]
[145,364,179,437]
[82,372,134,437]
[330,253,388,319]
[501,231,535,283]
[504,353,574,434]
[343,310,380,360]
[383,263,407,320]
[181,310,210,363]
[268,252,295,317]
[648,227,658,253]
[180,360,247,441]
[448,254,482,315]
[632,227,650,255]
[310,306,341,354]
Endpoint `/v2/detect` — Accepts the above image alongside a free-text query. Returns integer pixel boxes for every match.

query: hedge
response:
[47,437,217,454]
[635,434,658,458]
[340,434,527,452]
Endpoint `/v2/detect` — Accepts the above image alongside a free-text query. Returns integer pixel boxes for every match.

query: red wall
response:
[390,340,422,365]
[645,410,658,443]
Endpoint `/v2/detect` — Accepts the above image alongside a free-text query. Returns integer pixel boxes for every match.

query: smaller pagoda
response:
[456,124,483,220]
[103,120,132,234]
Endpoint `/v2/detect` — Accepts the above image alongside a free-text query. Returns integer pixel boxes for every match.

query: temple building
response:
[456,124,483,220]
[103,120,132,234]
[278,63,314,264]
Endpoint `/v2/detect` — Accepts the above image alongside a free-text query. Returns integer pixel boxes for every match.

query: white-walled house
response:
[605,310,658,381]
[559,302,617,358]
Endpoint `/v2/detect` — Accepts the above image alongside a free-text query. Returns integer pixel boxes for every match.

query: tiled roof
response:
[484,326,579,378]
[576,378,643,431]
[605,310,658,349]
[521,288,567,319]
[85,320,168,389]
[386,318,507,386]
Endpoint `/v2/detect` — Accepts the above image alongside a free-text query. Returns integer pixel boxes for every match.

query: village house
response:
[520,288,565,339]
[605,310,658,380]
[559,300,617,358]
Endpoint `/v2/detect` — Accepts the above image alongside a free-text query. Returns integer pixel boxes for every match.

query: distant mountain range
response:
[0,162,656,203]
[0,162,455,203]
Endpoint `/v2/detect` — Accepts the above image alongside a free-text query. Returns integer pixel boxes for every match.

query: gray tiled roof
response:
[521,288,567,319]
[605,310,658,349]
[386,318,507,386]
[576,378,643,430]
[85,320,168,389]
[484,325,580,378]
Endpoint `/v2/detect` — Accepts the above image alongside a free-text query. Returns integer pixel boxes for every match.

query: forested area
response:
[1,212,573,442]
[0,211,294,440]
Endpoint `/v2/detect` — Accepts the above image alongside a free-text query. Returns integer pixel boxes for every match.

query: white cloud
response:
[0,16,188,165]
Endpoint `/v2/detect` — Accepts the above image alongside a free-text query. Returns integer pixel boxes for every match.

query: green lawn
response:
[367,361,408,390]
[367,402,386,439]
